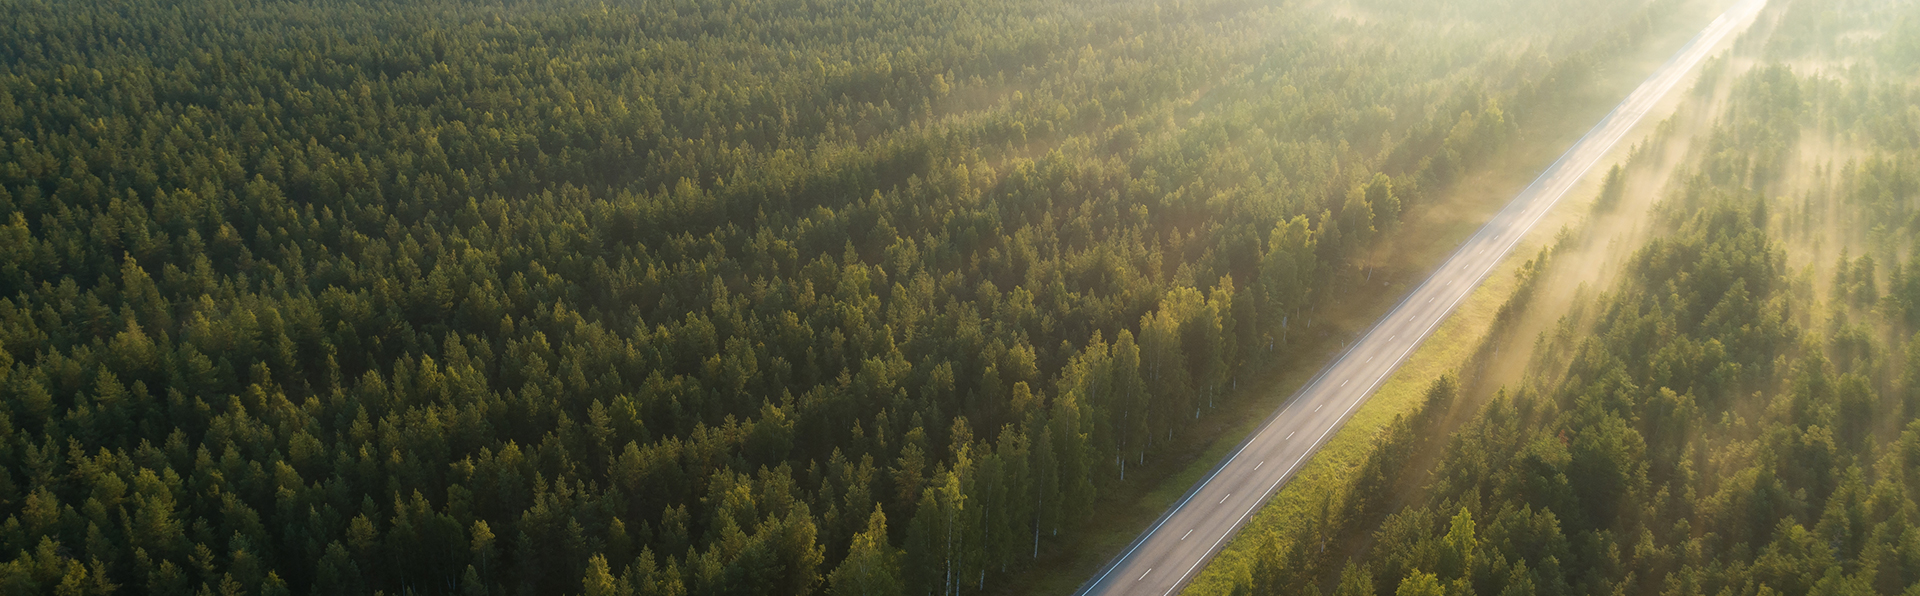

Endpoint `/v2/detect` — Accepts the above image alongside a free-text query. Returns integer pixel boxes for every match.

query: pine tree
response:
[829,506,903,596]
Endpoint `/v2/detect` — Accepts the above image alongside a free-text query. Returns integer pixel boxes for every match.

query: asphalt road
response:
[1075,2,1764,594]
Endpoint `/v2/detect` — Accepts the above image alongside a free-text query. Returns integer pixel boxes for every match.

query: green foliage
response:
[0,0,1675,593]
[1240,3,1920,591]
[1594,165,1625,213]
[828,506,901,596]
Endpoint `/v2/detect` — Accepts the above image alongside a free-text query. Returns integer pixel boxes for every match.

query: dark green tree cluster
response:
[1242,2,1920,593]
[0,0,1675,593]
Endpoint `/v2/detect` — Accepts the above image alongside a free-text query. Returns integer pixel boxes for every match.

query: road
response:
[1075,1,1764,594]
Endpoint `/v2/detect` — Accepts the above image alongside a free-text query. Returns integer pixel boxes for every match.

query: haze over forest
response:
[1233,2,1920,596]
[0,0,1914,595]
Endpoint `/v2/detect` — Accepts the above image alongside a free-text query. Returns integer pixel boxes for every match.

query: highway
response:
[1074,1,1765,594]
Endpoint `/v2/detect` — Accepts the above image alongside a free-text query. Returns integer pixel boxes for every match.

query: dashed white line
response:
[1139,569,1152,582]
[1219,494,1231,504]
[1367,356,1374,363]
[1254,461,1264,471]
[1341,379,1349,387]
[1286,432,1295,440]
[1181,530,1192,540]
[1315,404,1323,412]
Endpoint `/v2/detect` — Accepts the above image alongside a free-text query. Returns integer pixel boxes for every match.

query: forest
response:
[0,0,1693,593]
[1238,0,1920,594]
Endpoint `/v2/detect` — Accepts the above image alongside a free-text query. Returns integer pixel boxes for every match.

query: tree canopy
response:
[1239,1,1920,593]
[0,0,1677,593]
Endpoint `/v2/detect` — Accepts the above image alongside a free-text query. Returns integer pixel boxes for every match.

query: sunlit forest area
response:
[1238,0,1920,594]
[0,0,1716,593]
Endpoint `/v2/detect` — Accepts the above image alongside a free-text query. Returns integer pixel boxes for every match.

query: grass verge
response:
[1182,3,1746,592]
[1181,235,1531,595]
[999,2,1737,594]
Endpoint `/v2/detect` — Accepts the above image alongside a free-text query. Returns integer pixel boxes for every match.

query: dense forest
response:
[0,0,1685,593]
[1240,0,1920,594]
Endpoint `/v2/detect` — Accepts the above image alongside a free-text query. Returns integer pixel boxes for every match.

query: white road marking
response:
[1314,404,1322,412]
[1140,569,1152,582]
[1254,461,1264,471]
[1181,530,1192,540]
[1367,356,1374,363]
[1341,379,1349,387]
[1286,432,1295,440]
[1219,494,1231,504]
[1090,4,1770,593]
